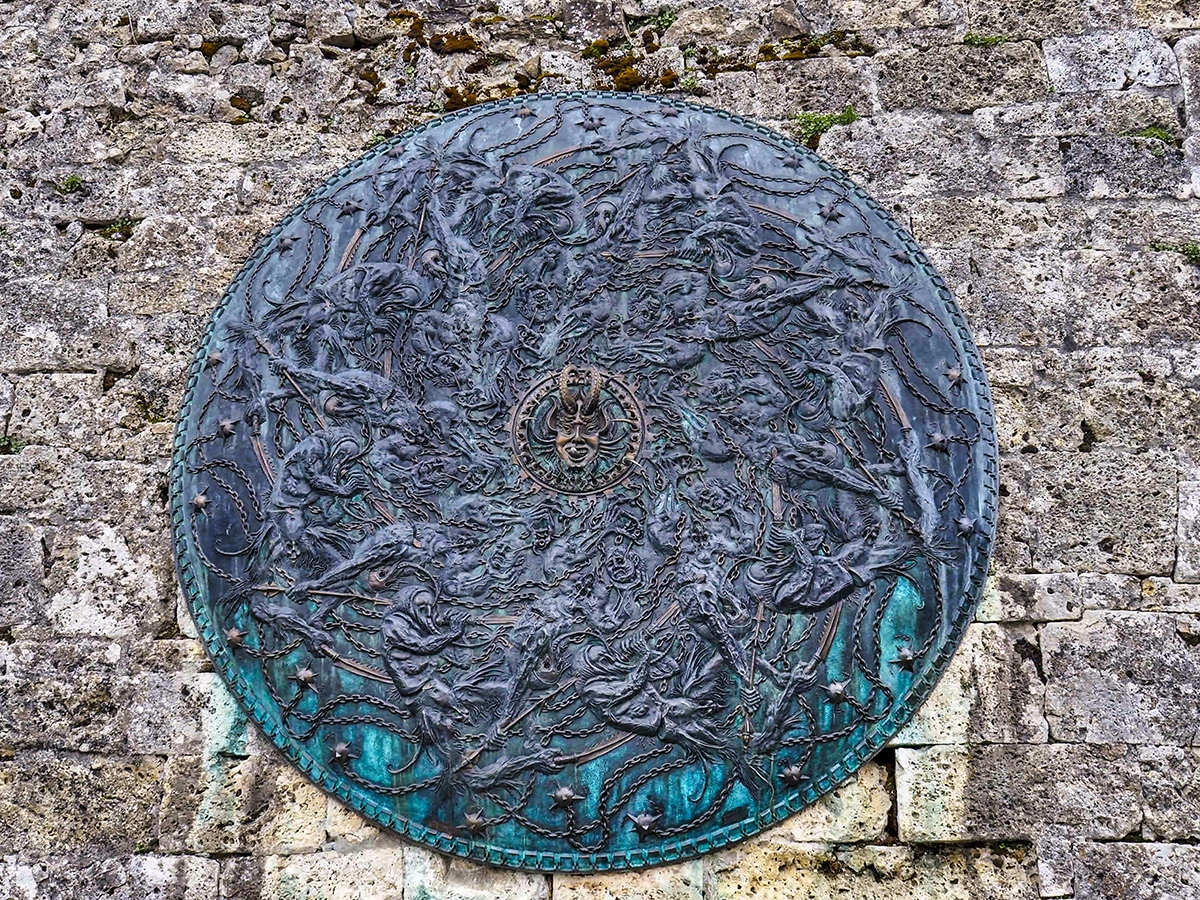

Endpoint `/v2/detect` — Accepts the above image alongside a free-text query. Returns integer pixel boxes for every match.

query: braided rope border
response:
[170,90,999,873]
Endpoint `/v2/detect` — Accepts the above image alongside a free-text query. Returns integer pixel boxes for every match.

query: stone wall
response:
[1,0,1199,897]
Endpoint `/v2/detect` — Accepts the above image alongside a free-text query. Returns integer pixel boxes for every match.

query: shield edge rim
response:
[168,89,1001,874]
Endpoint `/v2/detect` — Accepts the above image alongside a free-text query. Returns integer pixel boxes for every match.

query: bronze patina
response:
[171,93,997,872]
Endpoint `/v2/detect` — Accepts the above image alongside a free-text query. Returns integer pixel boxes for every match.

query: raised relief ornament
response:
[172,93,997,871]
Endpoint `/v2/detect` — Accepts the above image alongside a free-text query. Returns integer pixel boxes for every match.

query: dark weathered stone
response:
[0,853,218,900]
[0,753,164,853]
[1063,136,1192,200]
[995,450,1176,574]
[703,841,1038,899]
[897,743,1143,841]
[1042,612,1200,744]
[0,640,133,753]
[875,43,1053,113]
[1075,842,1200,900]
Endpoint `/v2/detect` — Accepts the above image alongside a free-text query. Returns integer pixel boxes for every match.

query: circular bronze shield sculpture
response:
[172,93,997,872]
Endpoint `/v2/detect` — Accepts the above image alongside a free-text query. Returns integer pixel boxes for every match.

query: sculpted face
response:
[555,405,602,468]
[549,367,606,470]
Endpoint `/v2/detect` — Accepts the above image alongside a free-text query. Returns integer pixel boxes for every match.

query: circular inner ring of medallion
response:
[509,365,646,496]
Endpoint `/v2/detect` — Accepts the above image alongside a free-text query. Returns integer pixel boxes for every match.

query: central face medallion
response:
[511,366,646,495]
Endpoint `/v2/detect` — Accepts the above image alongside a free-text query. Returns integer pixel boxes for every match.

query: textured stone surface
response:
[1044,30,1180,93]
[976,573,1138,621]
[4,0,1200,896]
[0,753,164,853]
[1042,612,1200,744]
[1178,480,1200,581]
[876,43,1053,113]
[995,449,1176,575]
[772,762,891,842]
[896,744,1143,842]
[555,861,701,900]
[1075,842,1200,900]
[0,854,219,900]
[890,623,1048,746]
[703,841,1038,899]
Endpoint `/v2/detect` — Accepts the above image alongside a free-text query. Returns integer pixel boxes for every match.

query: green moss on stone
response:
[1150,240,1200,266]
[98,218,137,241]
[759,31,874,62]
[963,33,1008,48]
[56,174,83,194]
[1128,126,1178,145]
[626,9,678,32]
[792,105,859,148]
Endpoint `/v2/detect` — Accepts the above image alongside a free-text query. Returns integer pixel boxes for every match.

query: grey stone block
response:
[0,752,164,853]
[896,743,1143,841]
[1045,30,1180,92]
[1075,842,1200,900]
[1042,612,1200,744]
[996,450,1176,575]
[875,43,1053,113]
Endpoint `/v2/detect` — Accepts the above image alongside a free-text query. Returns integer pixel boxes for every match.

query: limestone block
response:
[770,761,891,842]
[703,841,1037,899]
[1059,251,1200,346]
[1045,30,1180,93]
[107,214,230,316]
[6,371,174,463]
[939,248,1200,351]
[711,57,874,121]
[1178,36,1200,128]
[1042,612,1200,744]
[402,846,549,900]
[159,753,327,855]
[1177,481,1200,582]
[133,0,213,43]
[819,112,1064,200]
[1075,842,1200,900]
[0,278,138,375]
[907,198,1087,251]
[0,522,45,630]
[0,752,164,853]
[994,449,1176,575]
[1087,199,1200,251]
[890,622,1048,746]
[127,673,231,756]
[0,853,219,900]
[325,798,387,848]
[966,0,1085,38]
[554,859,702,900]
[1063,136,1192,201]
[537,50,603,90]
[222,848,406,900]
[991,347,1200,455]
[660,6,765,45]
[1138,746,1200,840]
[0,639,132,753]
[973,92,1181,140]
[930,251,1066,348]
[210,3,273,47]
[828,0,964,30]
[895,744,1142,842]
[1140,578,1200,612]
[875,43,1052,113]
[1036,825,1077,897]
[977,573,1137,621]
[42,522,174,639]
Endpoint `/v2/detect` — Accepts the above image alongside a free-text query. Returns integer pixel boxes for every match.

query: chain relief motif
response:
[172,93,997,872]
